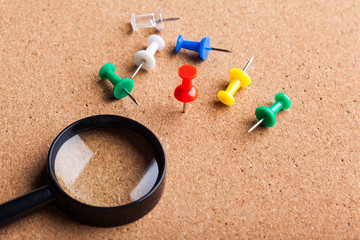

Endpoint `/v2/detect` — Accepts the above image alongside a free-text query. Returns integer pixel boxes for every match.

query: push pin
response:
[174,65,198,113]
[175,35,232,60]
[217,57,254,106]
[131,7,180,31]
[99,63,139,105]
[248,92,291,132]
[132,34,165,78]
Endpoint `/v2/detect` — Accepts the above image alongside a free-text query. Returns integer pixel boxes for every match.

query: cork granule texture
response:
[0,0,359,239]
[54,128,156,207]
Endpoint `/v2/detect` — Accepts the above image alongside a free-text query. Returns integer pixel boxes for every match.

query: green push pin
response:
[248,92,291,132]
[99,63,139,105]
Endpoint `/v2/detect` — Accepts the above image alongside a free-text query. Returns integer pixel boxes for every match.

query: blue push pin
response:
[175,35,232,60]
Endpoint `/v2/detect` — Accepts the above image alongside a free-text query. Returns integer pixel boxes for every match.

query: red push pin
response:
[174,65,198,113]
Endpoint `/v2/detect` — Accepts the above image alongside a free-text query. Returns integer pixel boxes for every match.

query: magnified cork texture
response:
[55,128,156,207]
[0,0,359,239]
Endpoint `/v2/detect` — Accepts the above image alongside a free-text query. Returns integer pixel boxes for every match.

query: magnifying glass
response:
[0,115,166,227]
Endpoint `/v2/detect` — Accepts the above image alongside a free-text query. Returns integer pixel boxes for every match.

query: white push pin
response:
[131,7,180,32]
[132,34,165,78]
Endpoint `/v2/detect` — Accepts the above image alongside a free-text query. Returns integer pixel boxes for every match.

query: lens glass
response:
[54,128,159,207]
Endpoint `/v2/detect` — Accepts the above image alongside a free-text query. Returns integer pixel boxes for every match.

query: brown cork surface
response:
[0,0,359,239]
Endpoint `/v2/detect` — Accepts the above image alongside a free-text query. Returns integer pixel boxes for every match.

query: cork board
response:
[0,0,359,239]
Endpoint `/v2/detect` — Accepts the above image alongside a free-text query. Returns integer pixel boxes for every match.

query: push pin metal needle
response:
[132,34,165,79]
[247,119,263,133]
[123,88,139,106]
[131,61,144,79]
[243,56,253,72]
[176,35,232,60]
[248,92,291,132]
[159,17,181,22]
[205,47,233,53]
[131,7,180,31]
[217,57,254,106]
[174,65,198,113]
[99,63,139,105]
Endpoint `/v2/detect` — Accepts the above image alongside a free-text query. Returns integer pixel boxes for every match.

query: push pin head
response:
[176,35,211,60]
[131,7,180,31]
[132,35,165,78]
[174,65,198,113]
[248,92,291,132]
[99,63,139,105]
[176,35,232,60]
[217,57,253,106]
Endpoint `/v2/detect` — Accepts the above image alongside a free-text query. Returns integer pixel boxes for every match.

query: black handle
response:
[0,185,55,227]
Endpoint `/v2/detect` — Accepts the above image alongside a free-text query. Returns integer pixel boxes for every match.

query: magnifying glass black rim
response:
[47,114,166,227]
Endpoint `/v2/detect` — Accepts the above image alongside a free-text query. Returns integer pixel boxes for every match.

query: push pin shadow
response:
[99,63,139,105]
[131,7,180,31]
[175,35,232,60]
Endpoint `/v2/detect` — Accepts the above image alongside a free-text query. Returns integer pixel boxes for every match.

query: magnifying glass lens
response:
[54,127,159,207]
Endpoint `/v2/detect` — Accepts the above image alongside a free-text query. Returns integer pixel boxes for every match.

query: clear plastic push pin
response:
[131,7,180,31]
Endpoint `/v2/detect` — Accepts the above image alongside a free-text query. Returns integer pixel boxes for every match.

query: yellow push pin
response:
[217,57,253,106]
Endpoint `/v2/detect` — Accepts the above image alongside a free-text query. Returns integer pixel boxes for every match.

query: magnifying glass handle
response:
[0,185,55,227]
